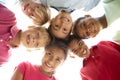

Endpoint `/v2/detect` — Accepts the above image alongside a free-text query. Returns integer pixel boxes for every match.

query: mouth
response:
[61,17,69,22]
[82,48,87,55]
[44,62,53,69]
[71,47,89,57]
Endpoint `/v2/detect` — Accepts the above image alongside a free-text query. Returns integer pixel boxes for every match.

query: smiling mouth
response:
[45,62,52,68]
[61,17,69,22]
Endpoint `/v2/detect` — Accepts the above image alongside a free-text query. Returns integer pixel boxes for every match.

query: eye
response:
[47,52,52,56]
[54,25,59,30]
[56,58,62,63]
[85,32,90,38]
[30,14,35,19]
[63,28,68,34]
[78,40,82,46]
[36,32,39,38]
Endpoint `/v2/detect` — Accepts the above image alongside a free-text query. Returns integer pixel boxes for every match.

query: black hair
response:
[73,17,85,38]
[45,39,68,60]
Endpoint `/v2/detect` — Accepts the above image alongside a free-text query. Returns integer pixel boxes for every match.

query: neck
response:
[96,15,107,29]
[40,66,54,78]
[8,31,21,47]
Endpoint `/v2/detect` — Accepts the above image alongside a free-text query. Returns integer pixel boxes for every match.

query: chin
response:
[22,42,29,48]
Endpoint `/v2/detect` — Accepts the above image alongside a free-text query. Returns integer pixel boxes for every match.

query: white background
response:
[0,1,120,80]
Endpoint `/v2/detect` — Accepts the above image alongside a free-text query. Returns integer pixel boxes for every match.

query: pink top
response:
[81,41,120,80]
[16,62,56,80]
[0,4,20,65]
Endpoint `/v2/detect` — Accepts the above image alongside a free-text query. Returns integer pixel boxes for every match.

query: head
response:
[68,36,90,58]
[41,40,68,75]
[20,26,51,48]
[48,10,73,39]
[20,0,51,25]
[73,15,101,39]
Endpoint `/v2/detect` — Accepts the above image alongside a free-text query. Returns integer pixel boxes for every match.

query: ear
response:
[50,18,55,23]
[84,15,91,18]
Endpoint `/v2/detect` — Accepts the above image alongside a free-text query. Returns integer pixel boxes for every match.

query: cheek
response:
[76,26,82,33]
[77,29,84,37]
[54,62,61,69]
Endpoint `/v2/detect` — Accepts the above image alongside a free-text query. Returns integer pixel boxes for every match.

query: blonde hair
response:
[34,26,51,47]
[33,4,51,25]
[19,0,51,26]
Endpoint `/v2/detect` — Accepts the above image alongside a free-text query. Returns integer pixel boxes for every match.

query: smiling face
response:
[74,16,101,39]
[68,38,90,58]
[49,11,73,39]
[41,46,66,74]
[20,0,50,25]
[20,27,50,48]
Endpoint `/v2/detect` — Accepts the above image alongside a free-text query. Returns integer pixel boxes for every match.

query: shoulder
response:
[16,62,33,74]
[103,0,113,3]
[90,41,120,54]
[17,61,32,68]
[0,4,15,16]
[0,4,16,22]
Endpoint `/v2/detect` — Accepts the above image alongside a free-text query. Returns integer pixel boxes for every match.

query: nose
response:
[32,36,37,43]
[47,57,54,66]
[60,22,67,28]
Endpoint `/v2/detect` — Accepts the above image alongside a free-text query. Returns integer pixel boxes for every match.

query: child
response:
[68,36,90,58]
[73,0,120,39]
[0,4,51,66]
[48,10,73,40]
[39,0,100,13]
[19,0,51,25]
[11,40,68,80]
[68,37,120,80]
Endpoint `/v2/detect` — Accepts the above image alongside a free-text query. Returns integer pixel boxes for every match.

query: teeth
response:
[83,49,86,55]
[46,63,52,68]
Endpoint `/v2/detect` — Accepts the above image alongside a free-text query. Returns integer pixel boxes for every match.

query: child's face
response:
[41,46,65,73]
[68,39,90,58]
[21,1,45,24]
[50,11,73,39]
[74,17,101,39]
[21,27,47,48]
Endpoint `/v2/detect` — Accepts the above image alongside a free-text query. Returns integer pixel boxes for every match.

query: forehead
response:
[46,46,66,58]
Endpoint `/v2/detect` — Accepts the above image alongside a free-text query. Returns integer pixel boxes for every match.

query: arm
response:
[0,4,16,27]
[98,14,108,29]
[80,72,89,80]
[11,69,23,80]
[11,62,27,80]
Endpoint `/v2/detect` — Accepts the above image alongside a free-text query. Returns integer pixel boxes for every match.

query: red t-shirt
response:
[17,62,56,80]
[0,4,19,65]
[81,41,120,80]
